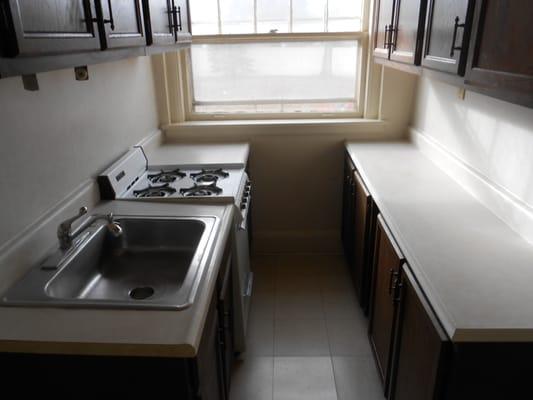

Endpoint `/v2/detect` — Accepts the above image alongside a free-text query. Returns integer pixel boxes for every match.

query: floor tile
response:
[247,313,274,356]
[250,290,275,321]
[322,289,360,320]
[332,356,384,400]
[275,291,324,319]
[274,319,330,356]
[326,318,372,356]
[275,273,322,294]
[230,357,274,400]
[273,357,337,400]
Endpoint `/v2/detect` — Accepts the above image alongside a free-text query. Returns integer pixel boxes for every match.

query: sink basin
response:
[2,216,217,310]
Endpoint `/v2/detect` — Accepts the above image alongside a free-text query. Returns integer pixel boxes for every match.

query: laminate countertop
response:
[142,142,250,169]
[346,141,533,342]
[0,201,235,357]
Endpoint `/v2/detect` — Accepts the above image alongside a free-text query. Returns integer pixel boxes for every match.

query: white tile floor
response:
[229,254,384,400]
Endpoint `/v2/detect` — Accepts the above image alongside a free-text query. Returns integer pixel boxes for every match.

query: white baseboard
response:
[252,229,342,255]
[411,127,533,244]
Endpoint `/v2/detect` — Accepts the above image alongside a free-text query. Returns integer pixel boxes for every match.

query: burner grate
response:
[148,169,186,184]
[179,183,223,197]
[190,168,230,184]
[133,183,177,198]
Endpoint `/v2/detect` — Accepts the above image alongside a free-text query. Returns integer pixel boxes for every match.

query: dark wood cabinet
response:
[174,0,191,40]
[95,0,146,49]
[142,0,175,45]
[142,0,190,46]
[465,0,533,108]
[422,0,474,75]
[351,170,377,314]
[390,265,450,400]
[0,0,102,56]
[390,0,428,65]
[368,214,404,392]
[373,0,396,59]
[341,154,356,266]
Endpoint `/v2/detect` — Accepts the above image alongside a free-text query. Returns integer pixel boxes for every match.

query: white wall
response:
[411,77,533,242]
[0,57,159,248]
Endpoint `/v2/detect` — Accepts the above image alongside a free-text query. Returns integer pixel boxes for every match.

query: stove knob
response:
[242,198,248,203]
[240,204,246,210]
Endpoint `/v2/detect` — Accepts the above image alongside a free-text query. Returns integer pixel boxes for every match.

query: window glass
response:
[191,40,359,113]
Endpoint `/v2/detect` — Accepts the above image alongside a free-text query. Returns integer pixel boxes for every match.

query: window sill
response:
[163,118,393,138]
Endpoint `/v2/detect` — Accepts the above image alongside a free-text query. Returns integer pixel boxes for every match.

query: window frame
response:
[164,0,374,122]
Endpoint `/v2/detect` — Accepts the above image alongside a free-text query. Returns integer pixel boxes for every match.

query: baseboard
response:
[410,127,533,244]
[252,229,342,255]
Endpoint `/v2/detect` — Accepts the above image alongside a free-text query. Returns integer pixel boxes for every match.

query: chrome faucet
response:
[57,207,123,250]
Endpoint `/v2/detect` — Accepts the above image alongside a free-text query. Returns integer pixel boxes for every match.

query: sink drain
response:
[129,286,155,300]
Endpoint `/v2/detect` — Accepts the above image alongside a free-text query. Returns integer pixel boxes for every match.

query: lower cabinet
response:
[341,152,379,314]
[390,265,450,400]
[368,214,405,392]
[0,240,235,398]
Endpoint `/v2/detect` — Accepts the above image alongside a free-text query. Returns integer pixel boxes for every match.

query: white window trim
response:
[153,0,382,124]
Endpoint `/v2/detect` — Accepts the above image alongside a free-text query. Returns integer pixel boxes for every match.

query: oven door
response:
[232,196,253,353]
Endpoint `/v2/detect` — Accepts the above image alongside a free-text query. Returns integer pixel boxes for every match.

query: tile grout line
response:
[322,275,341,400]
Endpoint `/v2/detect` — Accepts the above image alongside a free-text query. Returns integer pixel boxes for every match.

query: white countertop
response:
[346,142,533,342]
[143,142,250,169]
[0,201,235,357]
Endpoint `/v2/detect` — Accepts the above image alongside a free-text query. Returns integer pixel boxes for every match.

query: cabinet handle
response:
[393,282,404,304]
[450,16,465,57]
[384,24,389,48]
[106,0,115,30]
[388,268,398,294]
[177,6,182,31]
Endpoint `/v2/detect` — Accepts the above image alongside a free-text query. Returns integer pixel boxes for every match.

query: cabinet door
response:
[0,0,101,56]
[390,265,449,400]
[464,0,533,108]
[218,250,234,399]
[368,214,404,392]
[341,154,356,266]
[373,0,396,59]
[174,0,191,41]
[96,0,146,49]
[390,0,427,65]
[142,0,174,45]
[422,0,474,75]
[197,294,225,400]
[352,170,375,313]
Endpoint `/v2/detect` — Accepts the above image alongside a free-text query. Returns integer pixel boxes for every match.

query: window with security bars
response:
[186,0,367,117]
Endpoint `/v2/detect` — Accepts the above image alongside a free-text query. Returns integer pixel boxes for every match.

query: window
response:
[185,0,368,119]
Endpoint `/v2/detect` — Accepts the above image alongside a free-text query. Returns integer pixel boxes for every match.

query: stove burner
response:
[147,169,186,184]
[179,183,223,197]
[190,169,230,184]
[133,183,177,198]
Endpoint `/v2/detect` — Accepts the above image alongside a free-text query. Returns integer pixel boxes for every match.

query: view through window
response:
[188,0,366,116]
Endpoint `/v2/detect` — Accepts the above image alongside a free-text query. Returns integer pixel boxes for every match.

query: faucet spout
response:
[57,208,122,251]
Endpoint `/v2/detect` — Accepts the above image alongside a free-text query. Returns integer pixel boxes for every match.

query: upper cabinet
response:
[389,0,427,65]
[95,0,146,49]
[373,0,533,108]
[464,0,533,108]
[422,0,474,75]
[142,0,191,46]
[373,0,396,60]
[373,0,427,65]
[0,0,102,56]
[0,0,191,78]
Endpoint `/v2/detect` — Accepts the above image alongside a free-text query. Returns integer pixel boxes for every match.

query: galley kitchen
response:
[0,0,532,399]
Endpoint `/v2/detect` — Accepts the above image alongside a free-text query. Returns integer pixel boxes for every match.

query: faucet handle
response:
[58,207,88,249]
[60,207,88,227]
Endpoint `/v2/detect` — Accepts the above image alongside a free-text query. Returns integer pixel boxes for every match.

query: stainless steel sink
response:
[2,216,217,310]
